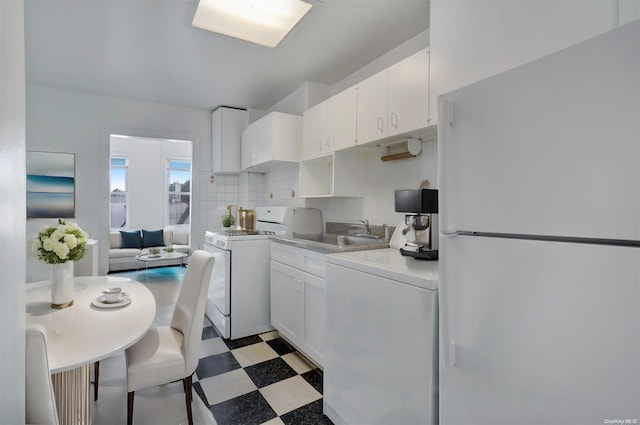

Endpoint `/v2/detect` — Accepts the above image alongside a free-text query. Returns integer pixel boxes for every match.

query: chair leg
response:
[182,378,188,400]
[127,391,135,425]
[183,375,193,425]
[94,361,100,401]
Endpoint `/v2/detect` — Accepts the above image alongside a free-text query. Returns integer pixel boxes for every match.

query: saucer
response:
[92,294,131,309]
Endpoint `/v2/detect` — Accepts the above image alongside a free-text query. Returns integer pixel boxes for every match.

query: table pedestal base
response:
[52,364,93,424]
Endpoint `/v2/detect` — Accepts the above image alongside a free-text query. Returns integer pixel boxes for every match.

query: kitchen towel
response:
[389,221,409,249]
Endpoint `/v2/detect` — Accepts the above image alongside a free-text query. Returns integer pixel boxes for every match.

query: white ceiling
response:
[24,0,430,111]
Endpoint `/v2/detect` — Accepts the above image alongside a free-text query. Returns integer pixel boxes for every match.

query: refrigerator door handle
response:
[438,98,456,234]
[440,232,457,367]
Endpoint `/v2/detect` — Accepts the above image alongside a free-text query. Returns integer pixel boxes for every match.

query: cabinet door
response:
[271,113,302,163]
[388,49,430,135]
[212,107,248,173]
[326,86,357,152]
[303,102,326,159]
[270,261,304,343]
[303,274,326,366]
[241,120,257,170]
[241,114,273,170]
[253,115,274,166]
[356,70,388,144]
[212,109,224,172]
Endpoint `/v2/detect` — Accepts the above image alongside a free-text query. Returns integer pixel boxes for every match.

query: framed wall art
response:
[26,151,76,219]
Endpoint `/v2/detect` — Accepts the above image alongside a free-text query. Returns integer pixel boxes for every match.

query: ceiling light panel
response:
[192,0,313,48]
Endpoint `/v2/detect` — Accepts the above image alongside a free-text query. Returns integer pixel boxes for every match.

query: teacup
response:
[102,287,122,303]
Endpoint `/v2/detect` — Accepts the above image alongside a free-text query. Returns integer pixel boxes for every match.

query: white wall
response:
[111,136,191,230]
[429,0,619,124]
[199,171,267,233]
[0,0,26,421]
[263,164,305,208]
[305,140,438,227]
[330,29,429,96]
[619,0,640,24]
[26,85,211,279]
[363,139,437,224]
[266,81,330,115]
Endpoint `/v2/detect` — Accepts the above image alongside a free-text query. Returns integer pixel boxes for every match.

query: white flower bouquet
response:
[32,219,89,265]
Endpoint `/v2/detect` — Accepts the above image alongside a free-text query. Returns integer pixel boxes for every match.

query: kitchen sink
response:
[295,233,382,246]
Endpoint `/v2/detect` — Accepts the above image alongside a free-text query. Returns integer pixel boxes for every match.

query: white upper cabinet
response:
[302,86,356,160]
[299,149,367,198]
[388,48,430,136]
[302,101,326,159]
[355,70,388,145]
[241,112,302,172]
[211,107,249,173]
[325,86,357,152]
[357,48,430,145]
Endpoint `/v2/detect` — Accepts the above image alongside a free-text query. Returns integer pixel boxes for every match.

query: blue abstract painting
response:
[26,151,75,218]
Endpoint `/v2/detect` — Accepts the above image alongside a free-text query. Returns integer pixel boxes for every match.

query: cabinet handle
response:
[377,117,384,132]
[325,136,331,150]
[391,112,398,128]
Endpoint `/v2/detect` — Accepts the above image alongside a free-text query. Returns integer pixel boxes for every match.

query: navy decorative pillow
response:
[142,229,164,248]
[120,230,142,249]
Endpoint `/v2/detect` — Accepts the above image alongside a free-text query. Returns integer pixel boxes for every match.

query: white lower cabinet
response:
[270,261,304,343]
[270,243,326,367]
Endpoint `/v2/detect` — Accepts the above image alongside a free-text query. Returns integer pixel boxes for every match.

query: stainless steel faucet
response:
[359,219,371,235]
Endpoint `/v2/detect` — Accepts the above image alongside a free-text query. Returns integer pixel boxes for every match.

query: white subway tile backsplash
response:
[196,141,435,245]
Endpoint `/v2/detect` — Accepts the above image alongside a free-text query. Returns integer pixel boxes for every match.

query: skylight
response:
[192,0,313,48]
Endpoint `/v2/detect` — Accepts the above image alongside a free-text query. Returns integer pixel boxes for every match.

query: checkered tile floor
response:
[194,317,333,425]
[110,266,331,424]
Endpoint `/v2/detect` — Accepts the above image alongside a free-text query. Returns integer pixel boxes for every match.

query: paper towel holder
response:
[380,138,422,162]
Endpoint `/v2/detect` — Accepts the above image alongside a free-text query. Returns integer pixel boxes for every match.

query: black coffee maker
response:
[395,189,438,260]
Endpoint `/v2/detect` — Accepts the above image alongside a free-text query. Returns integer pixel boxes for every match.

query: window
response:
[167,159,191,225]
[110,157,128,228]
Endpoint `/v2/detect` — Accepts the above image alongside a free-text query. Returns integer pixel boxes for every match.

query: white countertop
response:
[326,248,439,291]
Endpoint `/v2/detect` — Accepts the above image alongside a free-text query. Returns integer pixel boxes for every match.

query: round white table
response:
[26,276,156,423]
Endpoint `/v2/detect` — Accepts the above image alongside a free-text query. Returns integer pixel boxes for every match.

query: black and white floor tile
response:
[194,317,332,425]
[102,266,333,425]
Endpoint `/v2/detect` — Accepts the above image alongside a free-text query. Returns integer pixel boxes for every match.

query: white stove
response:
[204,206,292,248]
[203,206,292,339]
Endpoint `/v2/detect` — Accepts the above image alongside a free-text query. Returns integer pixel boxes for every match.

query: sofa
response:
[108,226,191,272]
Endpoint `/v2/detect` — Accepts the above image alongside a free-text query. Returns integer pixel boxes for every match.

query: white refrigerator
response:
[438,20,639,425]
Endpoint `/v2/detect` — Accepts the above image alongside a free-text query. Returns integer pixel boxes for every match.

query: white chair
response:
[25,326,60,425]
[124,250,214,425]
